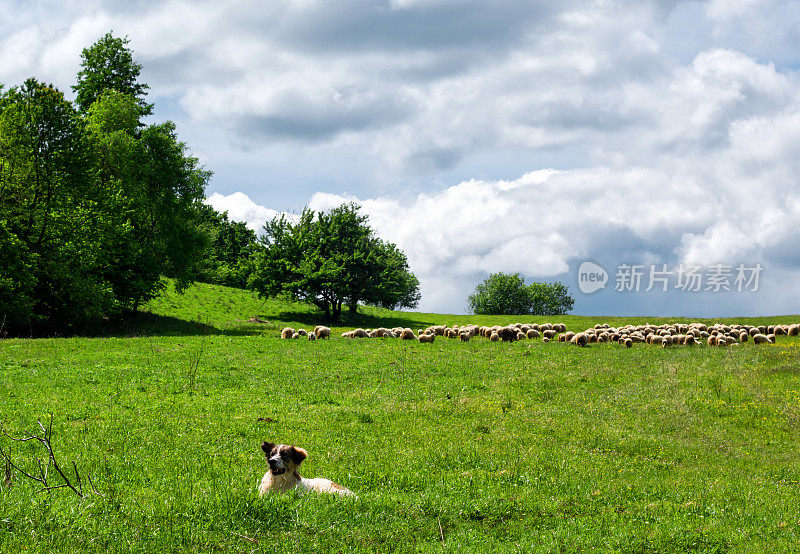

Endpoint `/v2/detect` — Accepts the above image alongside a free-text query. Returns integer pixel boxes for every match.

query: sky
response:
[2,0,800,316]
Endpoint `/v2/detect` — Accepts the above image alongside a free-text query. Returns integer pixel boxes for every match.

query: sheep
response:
[291,333,300,340]
[297,329,308,337]
[489,332,500,342]
[739,331,748,343]
[516,331,526,341]
[752,334,769,344]
[400,328,417,340]
[542,330,557,340]
[624,338,633,348]
[461,332,471,342]
[281,327,294,339]
[351,328,369,338]
[418,333,435,344]
[526,329,541,339]
[315,326,332,340]
[498,327,518,342]
[570,333,588,347]
[308,332,316,341]
[789,324,799,336]
[767,333,776,343]
[542,336,550,343]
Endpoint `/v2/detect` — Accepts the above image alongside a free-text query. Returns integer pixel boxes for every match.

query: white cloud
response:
[206,192,280,233]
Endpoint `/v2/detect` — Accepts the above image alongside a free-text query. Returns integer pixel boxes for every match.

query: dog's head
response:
[261,442,308,475]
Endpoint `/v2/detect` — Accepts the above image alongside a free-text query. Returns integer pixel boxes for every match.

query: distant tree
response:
[467,272,532,316]
[196,205,260,288]
[528,281,574,316]
[72,32,153,117]
[468,272,574,316]
[249,203,420,320]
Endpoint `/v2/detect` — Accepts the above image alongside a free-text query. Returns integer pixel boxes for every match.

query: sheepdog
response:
[258,442,355,497]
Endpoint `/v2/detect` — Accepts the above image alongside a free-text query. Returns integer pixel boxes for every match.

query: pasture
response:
[1,282,800,552]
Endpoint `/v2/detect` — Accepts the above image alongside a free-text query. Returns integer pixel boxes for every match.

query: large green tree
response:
[0,79,114,329]
[249,203,420,320]
[468,272,574,316]
[88,91,211,306]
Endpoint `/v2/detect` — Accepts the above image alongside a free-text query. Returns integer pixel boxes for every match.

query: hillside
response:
[1,282,800,551]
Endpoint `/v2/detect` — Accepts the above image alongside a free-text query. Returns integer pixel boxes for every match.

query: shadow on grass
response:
[274,309,438,331]
[91,311,267,338]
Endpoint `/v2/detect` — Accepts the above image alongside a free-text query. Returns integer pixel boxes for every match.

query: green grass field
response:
[2,282,800,552]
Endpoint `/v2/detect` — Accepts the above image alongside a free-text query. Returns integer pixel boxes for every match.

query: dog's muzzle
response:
[269,459,286,475]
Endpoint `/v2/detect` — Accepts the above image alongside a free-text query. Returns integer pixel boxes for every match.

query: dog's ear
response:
[289,445,308,465]
[261,442,275,456]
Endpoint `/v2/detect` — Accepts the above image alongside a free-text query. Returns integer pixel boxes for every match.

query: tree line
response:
[0,32,573,335]
[0,32,421,335]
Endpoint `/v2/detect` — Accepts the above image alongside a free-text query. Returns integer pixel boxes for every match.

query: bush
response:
[468,272,574,316]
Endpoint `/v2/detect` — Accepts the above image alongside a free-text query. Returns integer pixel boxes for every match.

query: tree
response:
[72,32,153,117]
[468,272,574,315]
[249,203,420,320]
[529,281,574,316]
[87,91,211,307]
[467,272,532,316]
[0,79,114,329]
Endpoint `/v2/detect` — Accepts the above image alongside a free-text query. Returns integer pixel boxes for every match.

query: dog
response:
[258,442,356,497]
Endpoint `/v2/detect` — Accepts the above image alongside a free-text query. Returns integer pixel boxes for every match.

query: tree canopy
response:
[72,32,153,117]
[468,272,574,316]
[249,203,420,320]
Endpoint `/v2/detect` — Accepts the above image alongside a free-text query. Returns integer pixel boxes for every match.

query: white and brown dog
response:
[258,442,356,497]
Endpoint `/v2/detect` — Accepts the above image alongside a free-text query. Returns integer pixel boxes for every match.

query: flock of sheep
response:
[280,325,332,341]
[558,322,799,348]
[280,321,800,347]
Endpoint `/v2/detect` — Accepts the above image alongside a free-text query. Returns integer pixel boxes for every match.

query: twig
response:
[437,517,445,542]
[0,414,97,498]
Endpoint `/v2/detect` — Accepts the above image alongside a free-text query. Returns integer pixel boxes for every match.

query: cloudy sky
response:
[3,0,799,316]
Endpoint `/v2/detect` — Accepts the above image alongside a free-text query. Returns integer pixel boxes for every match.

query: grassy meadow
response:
[2,282,800,552]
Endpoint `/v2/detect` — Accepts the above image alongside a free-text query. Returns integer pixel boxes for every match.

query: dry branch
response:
[0,414,101,498]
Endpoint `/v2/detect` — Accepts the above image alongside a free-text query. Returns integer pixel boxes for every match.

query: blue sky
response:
[2,0,799,315]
